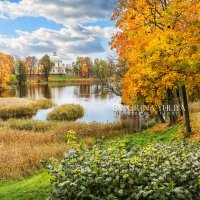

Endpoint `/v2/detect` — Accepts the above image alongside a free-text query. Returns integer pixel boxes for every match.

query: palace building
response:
[49,52,66,74]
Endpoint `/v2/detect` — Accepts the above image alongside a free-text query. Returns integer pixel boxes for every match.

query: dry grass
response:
[147,123,169,133]
[0,98,32,108]
[189,101,200,113]
[0,126,67,179]
[0,120,129,179]
[190,112,200,141]
[47,104,84,121]
[32,98,55,109]
[0,98,54,119]
[5,119,53,132]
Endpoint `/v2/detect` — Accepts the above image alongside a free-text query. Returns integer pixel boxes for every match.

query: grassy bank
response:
[0,120,197,200]
[0,101,199,199]
[27,75,98,84]
[0,113,199,180]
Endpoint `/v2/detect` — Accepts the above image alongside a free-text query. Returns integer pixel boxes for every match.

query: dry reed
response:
[0,120,129,179]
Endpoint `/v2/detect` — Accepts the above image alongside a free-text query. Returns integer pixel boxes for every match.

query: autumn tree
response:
[0,52,13,89]
[15,58,27,86]
[81,63,89,78]
[0,53,13,87]
[24,56,38,75]
[83,57,92,78]
[39,55,53,81]
[73,57,92,78]
[111,0,200,137]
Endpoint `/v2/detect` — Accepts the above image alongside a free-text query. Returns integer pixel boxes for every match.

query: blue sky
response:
[0,0,116,62]
[0,16,63,36]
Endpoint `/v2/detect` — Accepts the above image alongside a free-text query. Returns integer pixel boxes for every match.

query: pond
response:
[0,83,123,123]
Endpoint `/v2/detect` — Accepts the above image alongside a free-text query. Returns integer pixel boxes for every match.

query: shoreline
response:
[0,76,100,93]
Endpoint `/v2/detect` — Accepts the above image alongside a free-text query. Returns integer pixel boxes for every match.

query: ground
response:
[0,117,199,200]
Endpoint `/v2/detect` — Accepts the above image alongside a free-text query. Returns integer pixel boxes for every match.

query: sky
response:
[0,0,116,63]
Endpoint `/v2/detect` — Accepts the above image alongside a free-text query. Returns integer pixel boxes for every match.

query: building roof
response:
[50,52,62,63]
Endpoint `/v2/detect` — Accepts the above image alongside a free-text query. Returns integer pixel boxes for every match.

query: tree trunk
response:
[167,89,177,126]
[176,89,183,116]
[157,107,166,123]
[181,85,191,138]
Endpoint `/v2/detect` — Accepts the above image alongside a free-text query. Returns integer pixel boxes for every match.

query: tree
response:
[93,58,126,96]
[39,55,53,81]
[15,58,27,86]
[72,57,92,78]
[81,63,89,78]
[0,52,13,89]
[111,0,200,137]
[72,57,82,76]
[24,56,38,75]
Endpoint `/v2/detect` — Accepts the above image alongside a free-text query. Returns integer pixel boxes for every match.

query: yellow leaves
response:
[0,52,13,89]
[112,0,199,107]
[81,63,89,77]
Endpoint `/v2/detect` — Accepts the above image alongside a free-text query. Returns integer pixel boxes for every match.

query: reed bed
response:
[0,119,130,179]
[0,98,54,119]
[0,127,67,179]
[47,104,84,121]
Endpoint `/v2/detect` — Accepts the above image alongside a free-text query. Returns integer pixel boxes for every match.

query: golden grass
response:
[0,98,32,108]
[0,120,129,179]
[47,104,84,121]
[0,126,67,179]
[32,98,55,109]
[189,101,200,113]
[0,98,54,119]
[147,123,169,133]
[190,112,200,141]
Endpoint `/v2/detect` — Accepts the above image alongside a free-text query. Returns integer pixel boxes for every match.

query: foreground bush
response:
[48,140,200,200]
[47,104,84,121]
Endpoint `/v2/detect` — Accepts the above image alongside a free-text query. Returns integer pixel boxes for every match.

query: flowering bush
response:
[48,140,200,200]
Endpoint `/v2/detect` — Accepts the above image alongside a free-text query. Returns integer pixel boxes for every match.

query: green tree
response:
[40,55,53,81]
[15,58,27,86]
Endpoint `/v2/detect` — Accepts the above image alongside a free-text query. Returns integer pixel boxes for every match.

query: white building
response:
[50,52,66,74]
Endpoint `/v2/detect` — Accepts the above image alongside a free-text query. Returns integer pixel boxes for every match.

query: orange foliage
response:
[81,63,89,77]
[111,0,200,107]
[0,52,13,89]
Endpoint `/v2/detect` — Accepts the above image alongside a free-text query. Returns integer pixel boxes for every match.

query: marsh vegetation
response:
[47,104,84,121]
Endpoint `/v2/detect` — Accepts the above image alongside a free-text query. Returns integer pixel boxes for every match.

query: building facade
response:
[50,52,66,74]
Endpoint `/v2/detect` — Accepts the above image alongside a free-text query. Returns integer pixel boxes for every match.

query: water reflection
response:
[0,83,121,123]
[79,85,91,98]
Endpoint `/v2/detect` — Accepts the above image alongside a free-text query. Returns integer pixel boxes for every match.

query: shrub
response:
[48,140,200,200]
[47,104,84,121]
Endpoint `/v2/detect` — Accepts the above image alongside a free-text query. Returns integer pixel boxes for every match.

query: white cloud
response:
[0,0,115,25]
[0,0,116,62]
[0,25,116,62]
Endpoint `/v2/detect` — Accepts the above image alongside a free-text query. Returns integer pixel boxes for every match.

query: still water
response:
[0,83,122,123]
